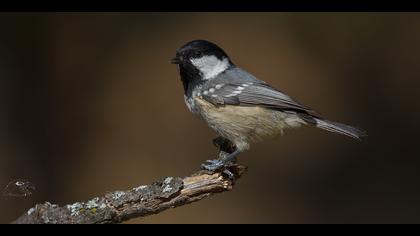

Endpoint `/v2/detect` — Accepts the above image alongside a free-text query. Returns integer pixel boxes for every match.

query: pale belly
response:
[194,97,304,151]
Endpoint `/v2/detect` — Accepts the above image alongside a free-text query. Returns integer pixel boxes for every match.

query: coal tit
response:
[171,40,366,171]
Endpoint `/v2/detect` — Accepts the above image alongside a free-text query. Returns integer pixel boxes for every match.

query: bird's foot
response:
[201,151,238,180]
[201,160,236,180]
[201,159,224,171]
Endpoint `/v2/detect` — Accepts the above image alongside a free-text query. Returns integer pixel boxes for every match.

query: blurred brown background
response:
[0,12,419,224]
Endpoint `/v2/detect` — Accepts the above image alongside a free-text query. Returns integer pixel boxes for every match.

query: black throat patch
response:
[179,62,204,98]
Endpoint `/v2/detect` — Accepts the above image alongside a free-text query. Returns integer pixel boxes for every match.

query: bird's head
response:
[171,40,234,83]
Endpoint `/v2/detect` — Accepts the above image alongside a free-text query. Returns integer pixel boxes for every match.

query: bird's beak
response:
[170,57,180,64]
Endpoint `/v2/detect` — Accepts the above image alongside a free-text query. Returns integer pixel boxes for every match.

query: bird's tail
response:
[314,118,367,140]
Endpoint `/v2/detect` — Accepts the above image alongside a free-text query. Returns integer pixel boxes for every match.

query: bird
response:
[171,39,366,172]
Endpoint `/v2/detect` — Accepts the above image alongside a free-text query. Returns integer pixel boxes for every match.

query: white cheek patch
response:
[190,55,229,80]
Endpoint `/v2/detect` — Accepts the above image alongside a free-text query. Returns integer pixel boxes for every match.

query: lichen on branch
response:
[13,164,247,224]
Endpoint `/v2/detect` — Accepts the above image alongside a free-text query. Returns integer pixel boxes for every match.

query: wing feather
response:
[200,69,319,117]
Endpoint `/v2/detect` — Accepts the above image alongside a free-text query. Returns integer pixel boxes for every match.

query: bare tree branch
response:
[12,164,247,224]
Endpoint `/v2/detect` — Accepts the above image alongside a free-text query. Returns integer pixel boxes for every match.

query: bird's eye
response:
[194,51,202,57]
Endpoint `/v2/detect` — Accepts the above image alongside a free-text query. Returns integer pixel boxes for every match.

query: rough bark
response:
[13,164,246,224]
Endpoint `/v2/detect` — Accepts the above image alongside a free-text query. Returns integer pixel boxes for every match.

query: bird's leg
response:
[202,137,241,177]
[204,136,236,165]
[201,149,241,171]
[212,136,236,154]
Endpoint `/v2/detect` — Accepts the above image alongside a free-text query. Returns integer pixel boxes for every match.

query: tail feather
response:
[314,118,367,140]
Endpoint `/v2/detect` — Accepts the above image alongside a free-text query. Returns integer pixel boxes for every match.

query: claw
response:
[200,159,237,180]
[200,156,237,171]
[201,159,224,171]
[204,159,221,165]
[222,169,236,180]
[202,138,241,179]
[201,160,236,181]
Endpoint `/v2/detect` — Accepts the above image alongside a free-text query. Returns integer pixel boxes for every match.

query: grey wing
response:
[201,68,320,118]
